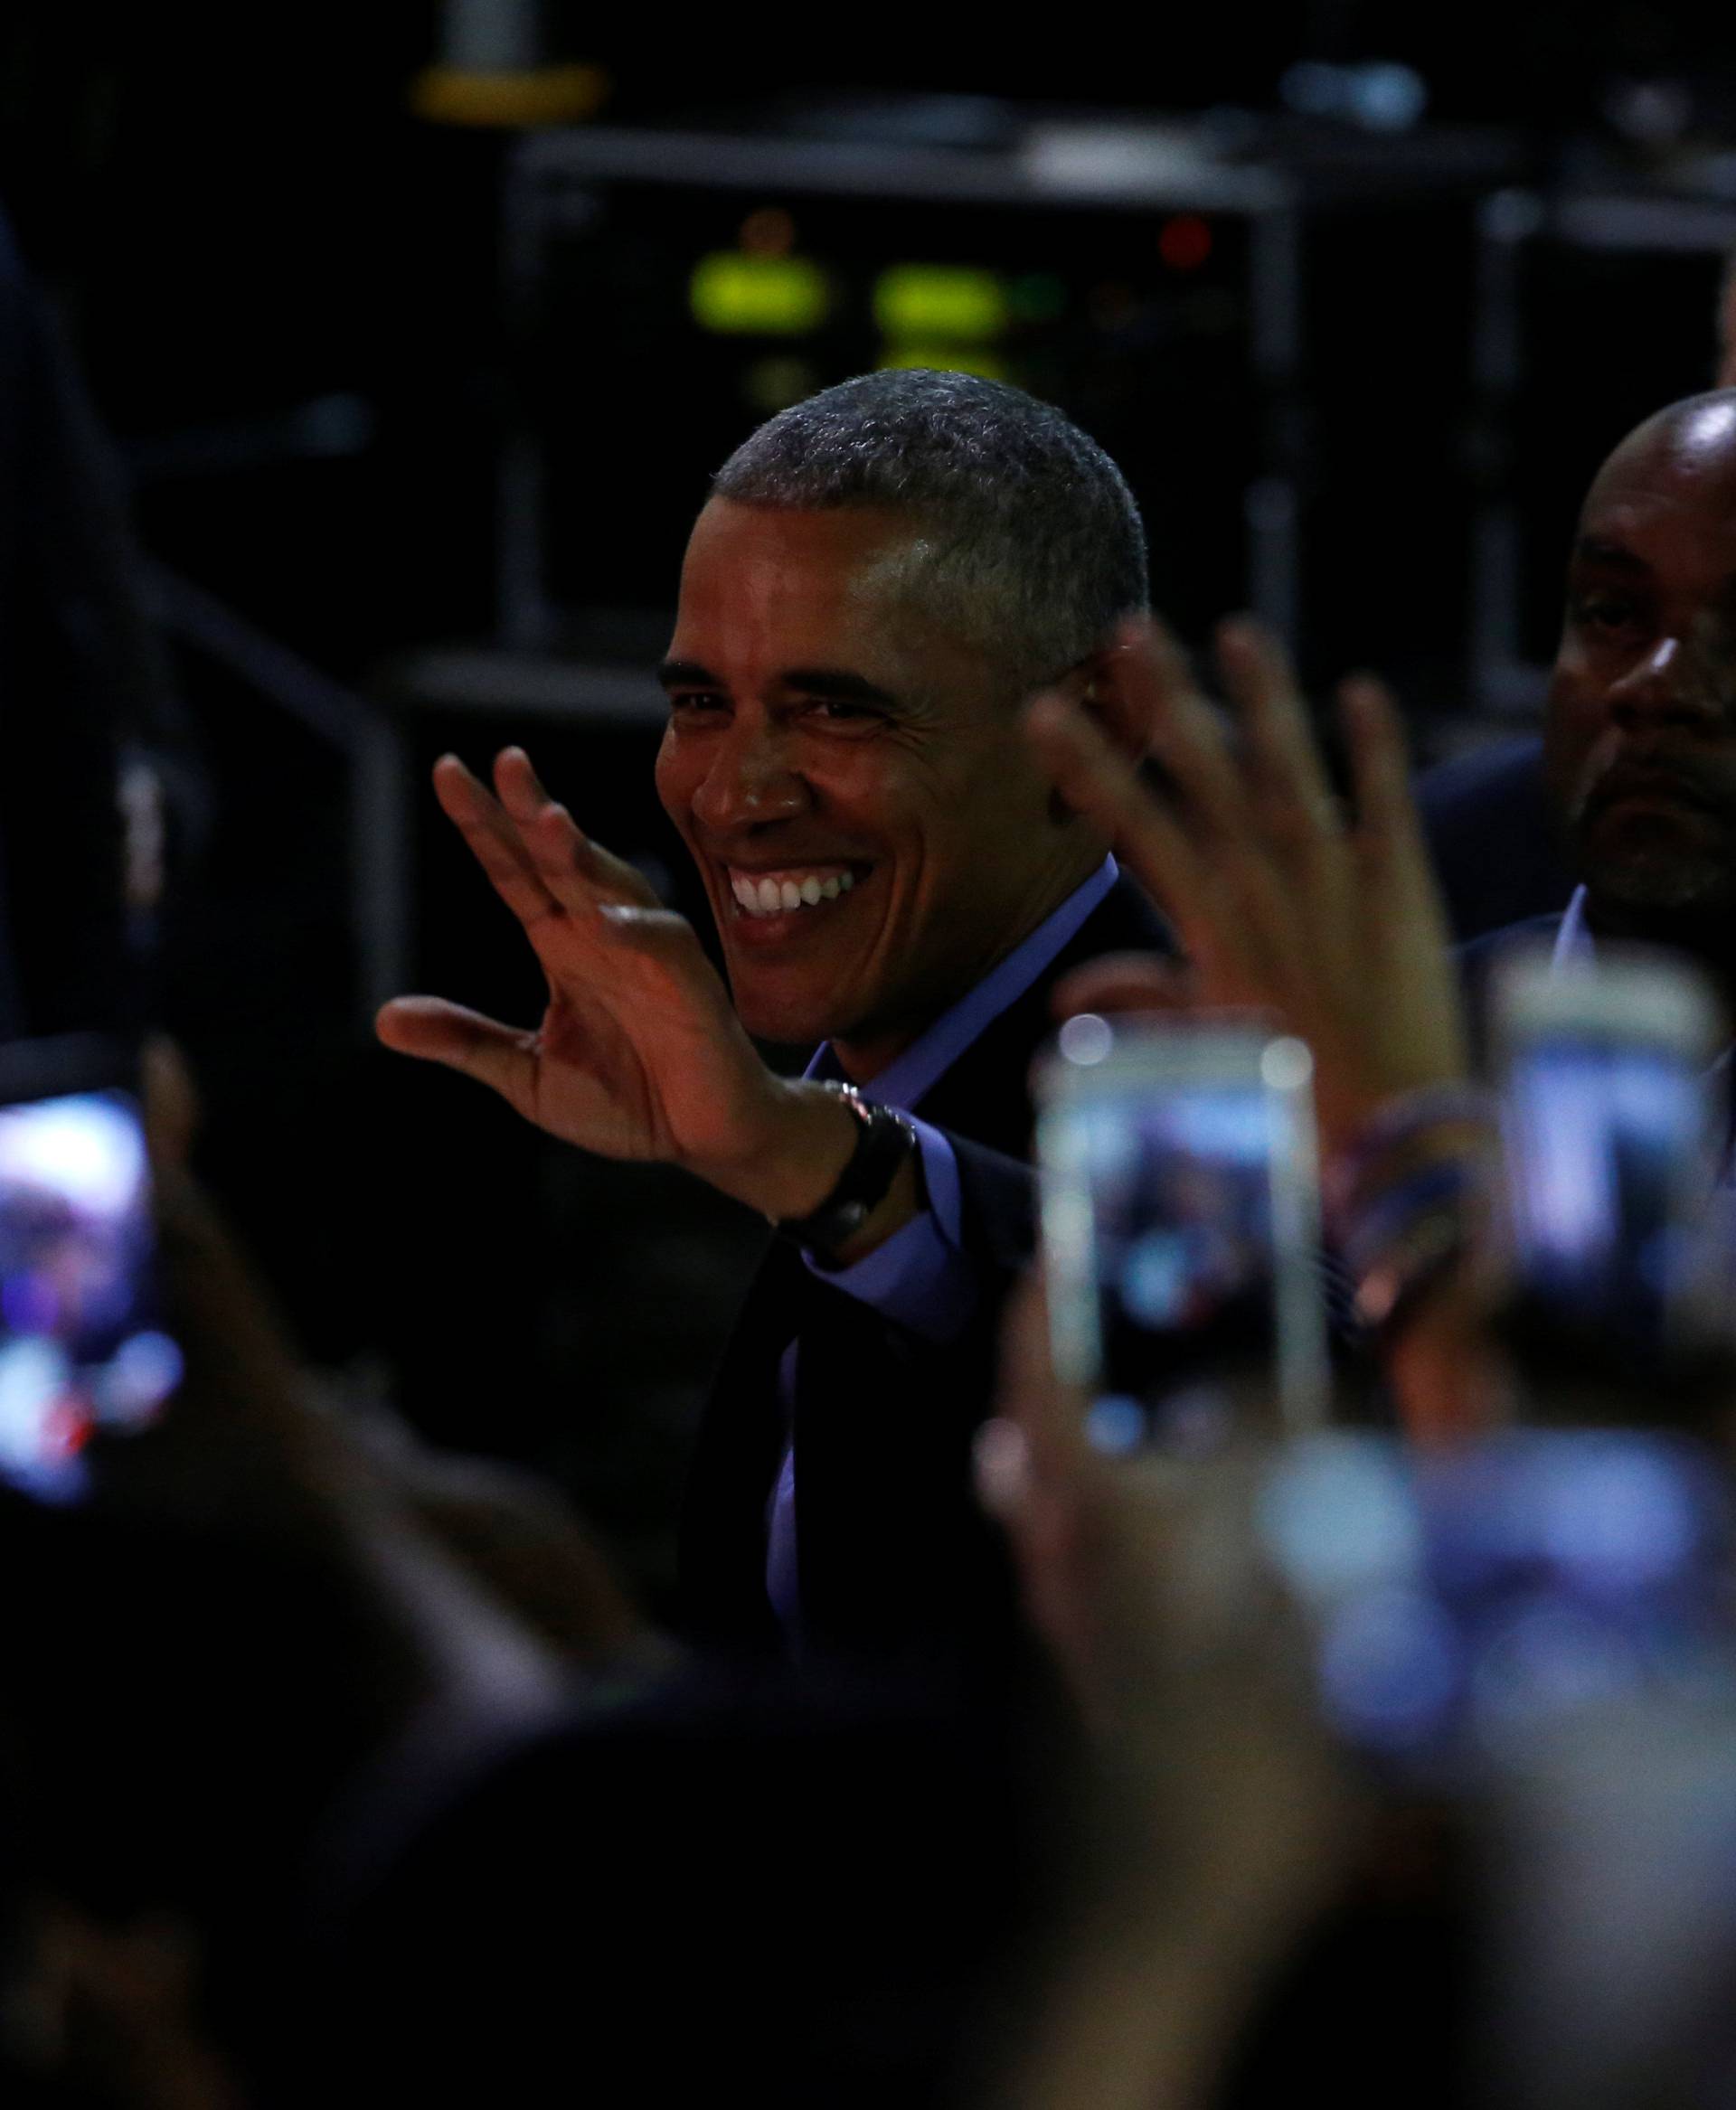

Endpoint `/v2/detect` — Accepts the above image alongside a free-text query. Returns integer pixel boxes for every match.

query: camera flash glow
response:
[1058,1013,1114,1067]
[1260,1036,1314,1093]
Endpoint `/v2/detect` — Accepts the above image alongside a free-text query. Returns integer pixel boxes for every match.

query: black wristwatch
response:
[774,1081,918,1262]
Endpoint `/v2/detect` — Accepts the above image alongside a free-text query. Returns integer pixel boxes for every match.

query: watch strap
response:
[774,1081,916,1258]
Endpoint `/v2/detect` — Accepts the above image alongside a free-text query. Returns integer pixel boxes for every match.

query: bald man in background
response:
[1465,387,1736,1006]
[1421,251,1736,947]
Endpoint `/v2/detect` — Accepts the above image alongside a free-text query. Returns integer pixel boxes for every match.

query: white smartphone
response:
[1490,942,1730,1385]
[1037,1014,1328,1456]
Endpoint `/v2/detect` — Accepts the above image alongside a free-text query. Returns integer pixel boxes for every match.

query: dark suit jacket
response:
[1417,734,1571,947]
[679,874,1171,1670]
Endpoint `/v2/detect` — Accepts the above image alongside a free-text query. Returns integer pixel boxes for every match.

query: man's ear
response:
[1075,634,1156,764]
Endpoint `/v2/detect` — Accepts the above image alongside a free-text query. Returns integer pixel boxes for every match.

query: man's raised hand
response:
[376,748,849,1219]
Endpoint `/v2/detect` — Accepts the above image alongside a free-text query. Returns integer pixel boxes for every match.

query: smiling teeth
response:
[730,869,856,918]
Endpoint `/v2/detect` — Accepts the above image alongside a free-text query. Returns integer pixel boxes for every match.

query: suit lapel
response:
[678,1236,803,1648]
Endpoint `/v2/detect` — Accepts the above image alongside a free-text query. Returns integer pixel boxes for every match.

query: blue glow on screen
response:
[0,1089,178,1500]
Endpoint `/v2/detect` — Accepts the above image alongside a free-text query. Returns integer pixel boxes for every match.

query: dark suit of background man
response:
[379,369,1165,1672]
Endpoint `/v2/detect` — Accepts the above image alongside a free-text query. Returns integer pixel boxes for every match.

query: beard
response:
[1571,761,1736,917]
[1577,817,1736,975]
[1587,834,1736,910]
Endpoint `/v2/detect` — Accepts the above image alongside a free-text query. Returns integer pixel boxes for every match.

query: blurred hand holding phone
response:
[1261,1425,1735,1785]
[1031,962,1736,1781]
[1258,1419,1736,2102]
[1261,941,1736,1781]
[0,1037,181,1501]
[1490,943,1736,1407]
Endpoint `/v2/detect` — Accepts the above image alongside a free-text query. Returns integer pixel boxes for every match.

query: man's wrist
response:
[689,1079,924,1265]
[690,1077,861,1222]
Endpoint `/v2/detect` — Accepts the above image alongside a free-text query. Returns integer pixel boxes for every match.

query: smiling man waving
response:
[379,370,1164,1669]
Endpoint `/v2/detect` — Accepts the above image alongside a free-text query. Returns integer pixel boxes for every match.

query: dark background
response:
[5,9,1736,1597]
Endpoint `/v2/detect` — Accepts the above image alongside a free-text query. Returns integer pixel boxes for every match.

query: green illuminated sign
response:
[691,252,830,335]
[873,266,1008,342]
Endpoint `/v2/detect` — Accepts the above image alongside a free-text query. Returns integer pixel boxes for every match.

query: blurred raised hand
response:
[1026,617,1468,1161]
[1028,622,1508,1442]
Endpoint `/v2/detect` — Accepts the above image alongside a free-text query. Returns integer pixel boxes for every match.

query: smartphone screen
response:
[1493,947,1728,1379]
[1261,1428,1733,1785]
[0,1044,180,1501]
[1038,1017,1326,1456]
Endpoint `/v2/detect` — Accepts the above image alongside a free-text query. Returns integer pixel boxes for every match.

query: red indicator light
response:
[1159,215,1213,271]
[43,1399,92,1458]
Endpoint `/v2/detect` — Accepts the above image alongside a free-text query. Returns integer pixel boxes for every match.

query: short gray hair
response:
[712,368,1148,691]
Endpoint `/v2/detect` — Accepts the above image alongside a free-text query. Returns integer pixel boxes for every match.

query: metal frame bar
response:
[145,561,411,1026]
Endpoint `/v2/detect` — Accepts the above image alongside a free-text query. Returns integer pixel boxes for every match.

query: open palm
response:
[377,748,781,1182]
